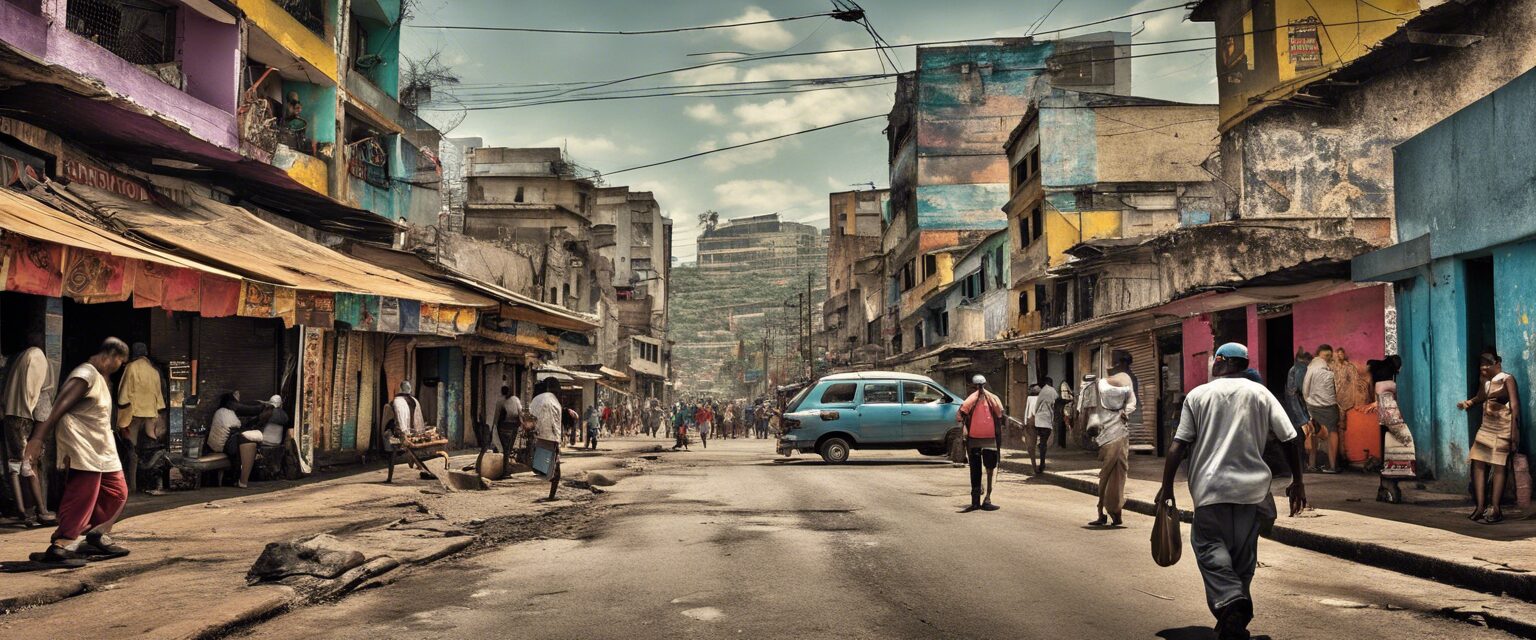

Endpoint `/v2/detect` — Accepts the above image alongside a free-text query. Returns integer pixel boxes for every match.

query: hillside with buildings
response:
[671,213,827,397]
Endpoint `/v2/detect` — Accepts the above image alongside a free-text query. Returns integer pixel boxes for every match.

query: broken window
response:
[68,0,178,80]
[1050,42,1116,87]
[1031,207,1043,240]
[514,186,525,203]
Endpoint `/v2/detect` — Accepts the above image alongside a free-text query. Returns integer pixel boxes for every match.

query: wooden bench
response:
[168,436,232,489]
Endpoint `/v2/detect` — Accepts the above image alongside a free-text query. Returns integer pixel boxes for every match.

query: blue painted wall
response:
[915,184,1010,230]
[1040,105,1097,187]
[1389,65,1536,488]
[1396,65,1536,258]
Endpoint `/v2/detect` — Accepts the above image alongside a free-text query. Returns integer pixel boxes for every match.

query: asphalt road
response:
[236,438,1516,640]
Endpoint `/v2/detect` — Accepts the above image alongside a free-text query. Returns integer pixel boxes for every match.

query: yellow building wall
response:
[283,150,330,196]
[899,252,955,321]
[237,0,340,83]
[1214,0,1418,129]
[1043,210,1122,267]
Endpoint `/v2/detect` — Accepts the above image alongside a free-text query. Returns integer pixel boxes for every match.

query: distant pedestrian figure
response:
[695,403,712,448]
[584,405,601,450]
[1157,342,1305,640]
[1081,350,1137,527]
[958,374,1004,512]
[1302,344,1340,473]
[1027,377,1057,474]
[1283,349,1312,428]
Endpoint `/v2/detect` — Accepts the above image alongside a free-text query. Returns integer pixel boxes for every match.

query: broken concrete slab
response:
[247,534,367,585]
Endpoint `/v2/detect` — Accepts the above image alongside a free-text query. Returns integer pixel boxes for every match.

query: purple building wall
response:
[179,10,239,113]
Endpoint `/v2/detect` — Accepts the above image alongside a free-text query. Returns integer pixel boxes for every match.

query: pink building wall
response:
[1292,286,1387,364]
[1183,313,1213,391]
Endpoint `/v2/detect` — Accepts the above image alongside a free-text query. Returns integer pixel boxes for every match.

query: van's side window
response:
[863,383,899,404]
[820,383,858,405]
[903,383,947,404]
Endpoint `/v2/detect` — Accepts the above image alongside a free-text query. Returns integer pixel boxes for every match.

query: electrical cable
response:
[1027,0,1067,36]
[525,2,1192,101]
[407,8,853,35]
[438,73,899,102]
[602,114,886,176]
[427,80,898,111]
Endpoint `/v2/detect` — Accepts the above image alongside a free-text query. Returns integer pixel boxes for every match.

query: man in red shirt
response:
[957,374,1005,512]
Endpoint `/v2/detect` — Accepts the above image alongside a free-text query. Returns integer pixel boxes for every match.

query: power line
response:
[428,80,898,111]
[528,2,1193,101]
[438,72,899,101]
[408,7,861,35]
[603,114,886,176]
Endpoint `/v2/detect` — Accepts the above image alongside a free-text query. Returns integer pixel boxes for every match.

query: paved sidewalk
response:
[1002,448,1536,605]
[0,440,661,639]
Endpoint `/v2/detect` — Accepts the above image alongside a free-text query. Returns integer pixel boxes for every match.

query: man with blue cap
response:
[1156,342,1307,640]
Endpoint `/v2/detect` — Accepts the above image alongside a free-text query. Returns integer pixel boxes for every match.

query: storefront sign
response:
[0,116,62,159]
[61,157,151,201]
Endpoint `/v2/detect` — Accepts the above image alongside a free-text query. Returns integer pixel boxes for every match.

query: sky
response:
[402,1,1217,264]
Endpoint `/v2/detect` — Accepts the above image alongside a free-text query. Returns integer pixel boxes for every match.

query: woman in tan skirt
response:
[1458,352,1522,524]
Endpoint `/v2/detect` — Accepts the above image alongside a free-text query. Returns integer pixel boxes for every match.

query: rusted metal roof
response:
[56,182,494,307]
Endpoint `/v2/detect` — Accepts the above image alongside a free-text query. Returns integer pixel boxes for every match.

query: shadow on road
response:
[762,459,953,467]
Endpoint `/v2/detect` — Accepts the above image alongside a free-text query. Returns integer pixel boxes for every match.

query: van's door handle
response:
[901,410,911,416]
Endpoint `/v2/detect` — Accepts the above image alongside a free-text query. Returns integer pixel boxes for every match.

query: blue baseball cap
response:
[1215,342,1249,359]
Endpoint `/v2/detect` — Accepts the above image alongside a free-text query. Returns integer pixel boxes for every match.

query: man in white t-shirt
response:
[528,379,563,501]
[23,338,131,564]
[1157,342,1307,640]
[1027,377,1058,474]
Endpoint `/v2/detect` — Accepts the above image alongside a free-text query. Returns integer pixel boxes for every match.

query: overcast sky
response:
[403,1,1216,264]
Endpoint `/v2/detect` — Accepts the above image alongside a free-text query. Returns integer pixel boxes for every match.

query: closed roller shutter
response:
[196,317,280,427]
[1111,332,1158,449]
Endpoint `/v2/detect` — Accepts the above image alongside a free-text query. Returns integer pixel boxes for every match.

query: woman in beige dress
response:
[1458,352,1522,524]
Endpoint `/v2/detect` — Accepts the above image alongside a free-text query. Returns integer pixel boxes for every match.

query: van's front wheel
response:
[819,437,850,464]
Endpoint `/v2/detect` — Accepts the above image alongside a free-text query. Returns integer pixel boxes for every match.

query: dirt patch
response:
[462,496,610,554]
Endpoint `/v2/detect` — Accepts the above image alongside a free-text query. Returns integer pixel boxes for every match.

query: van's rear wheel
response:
[819,437,850,464]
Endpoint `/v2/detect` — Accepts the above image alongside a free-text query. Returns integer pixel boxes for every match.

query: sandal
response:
[1485,512,1506,524]
[1469,509,1487,522]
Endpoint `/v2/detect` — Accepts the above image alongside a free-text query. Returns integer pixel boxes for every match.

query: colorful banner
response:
[130,260,166,308]
[334,292,362,328]
[418,302,439,335]
[377,297,400,333]
[358,295,380,332]
[299,326,328,471]
[199,274,240,317]
[238,281,275,318]
[61,248,129,302]
[273,286,296,327]
[162,267,202,312]
[398,299,421,334]
[4,237,62,297]
[295,290,334,328]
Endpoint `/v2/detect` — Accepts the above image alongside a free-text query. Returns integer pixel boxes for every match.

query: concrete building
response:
[595,186,673,399]
[1357,55,1536,489]
[697,213,824,272]
[823,188,889,368]
[0,0,593,474]
[881,33,1131,360]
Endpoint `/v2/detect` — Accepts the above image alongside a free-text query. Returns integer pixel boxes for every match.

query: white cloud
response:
[532,135,634,162]
[721,7,797,51]
[713,179,817,216]
[684,103,728,125]
[1127,0,1218,103]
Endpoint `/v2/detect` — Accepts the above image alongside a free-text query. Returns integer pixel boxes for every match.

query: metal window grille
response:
[66,0,175,65]
[278,0,325,36]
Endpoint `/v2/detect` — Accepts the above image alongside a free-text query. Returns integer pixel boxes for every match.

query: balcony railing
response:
[278,0,325,36]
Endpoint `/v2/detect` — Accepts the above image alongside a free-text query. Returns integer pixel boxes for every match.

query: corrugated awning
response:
[57,183,493,307]
[0,186,237,277]
[343,242,598,333]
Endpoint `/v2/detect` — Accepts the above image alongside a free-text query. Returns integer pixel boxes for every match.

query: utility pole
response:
[805,270,814,376]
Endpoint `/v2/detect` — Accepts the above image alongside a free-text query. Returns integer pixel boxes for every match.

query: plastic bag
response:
[1151,494,1182,567]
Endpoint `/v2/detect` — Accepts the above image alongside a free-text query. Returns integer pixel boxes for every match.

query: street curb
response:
[999,460,1536,606]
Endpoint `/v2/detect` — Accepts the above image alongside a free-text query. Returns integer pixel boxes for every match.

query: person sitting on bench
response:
[208,393,264,489]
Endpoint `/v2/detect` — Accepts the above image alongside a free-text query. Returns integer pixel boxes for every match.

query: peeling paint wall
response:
[1222,0,1536,231]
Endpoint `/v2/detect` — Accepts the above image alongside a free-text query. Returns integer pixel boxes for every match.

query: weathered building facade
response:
[823,188,889,368]
[881,33,1131,360]
[0,0,597,494]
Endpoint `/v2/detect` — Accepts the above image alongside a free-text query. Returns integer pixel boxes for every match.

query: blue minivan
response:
[776,371,965,463]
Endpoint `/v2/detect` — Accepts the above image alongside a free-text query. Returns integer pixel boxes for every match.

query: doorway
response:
[1464,257,1497,441]
[1263,314,1294,398]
